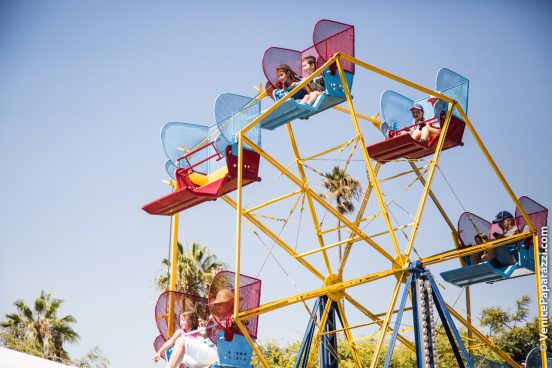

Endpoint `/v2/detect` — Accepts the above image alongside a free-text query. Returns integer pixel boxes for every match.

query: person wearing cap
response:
[486,210,519,267]
[409,101,441,144]
[393,103,425,138]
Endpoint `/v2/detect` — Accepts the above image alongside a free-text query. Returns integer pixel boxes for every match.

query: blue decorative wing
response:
[380,90,414,136]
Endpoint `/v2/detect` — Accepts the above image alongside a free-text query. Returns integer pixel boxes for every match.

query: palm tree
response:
[157,241,227,297]
[0,291,79,362]
[322,166,362,262]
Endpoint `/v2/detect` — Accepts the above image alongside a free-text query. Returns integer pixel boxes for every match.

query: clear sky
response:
[1,0,551,367]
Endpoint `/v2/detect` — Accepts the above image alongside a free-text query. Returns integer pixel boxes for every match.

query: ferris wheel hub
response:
[392,255,411,283]
[324,274,345,302]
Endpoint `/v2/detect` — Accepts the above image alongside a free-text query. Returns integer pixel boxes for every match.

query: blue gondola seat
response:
[441,197,548,287]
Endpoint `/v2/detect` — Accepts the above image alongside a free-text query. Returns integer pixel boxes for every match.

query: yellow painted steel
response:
[332,105,383,130]
[237,268,397,320]
[217,52,541,366]
[379,164,430,184]
[244,189,302,214]
[336,58,403,258]
[297,223,413,259]
[300,136,358,162]
[403,102,455,259]
[455,104,547,366]
[409,161,459,238]
[466,286,474,356]
[421,231,532,265]
[345,294,416,352]
[320,212,382,236]
[222,195,326,280]
[167,182,180,337]
[369,276,405,368]
[306,300,333,368]
[234,318,269,368]
[339,53,455,104]
[287,124,333,274]
[336,301,363,368]
[338,163,381,278]
[233,133,244,319]
[242,134,398,264]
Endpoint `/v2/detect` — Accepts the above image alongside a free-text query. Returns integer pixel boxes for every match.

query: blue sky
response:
[1,1,551,367]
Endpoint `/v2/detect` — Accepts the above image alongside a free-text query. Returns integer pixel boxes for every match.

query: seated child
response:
[469,232,489,265]
[395,103,425,138]
[409,103,440,143]
[153,311,217,368]
[487,210,518,267]
[274,64,308,102]
[300,55,326,105]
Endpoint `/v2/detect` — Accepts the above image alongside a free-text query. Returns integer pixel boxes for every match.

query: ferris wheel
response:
[143,19,549,368]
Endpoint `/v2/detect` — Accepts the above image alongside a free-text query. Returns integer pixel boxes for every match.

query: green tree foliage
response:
[251,337,415,367]
[0,291,79,362]
[321,165,362,259]
[478,295,550,363]
[156,241,227,296]
[251,295,549,366]
[74,346,110,368]
[0,291,110,367]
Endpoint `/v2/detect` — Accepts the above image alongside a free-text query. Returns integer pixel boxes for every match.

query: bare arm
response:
[153,331,181,363]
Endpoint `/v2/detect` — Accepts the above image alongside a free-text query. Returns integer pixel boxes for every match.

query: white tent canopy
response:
[0,347,74,368]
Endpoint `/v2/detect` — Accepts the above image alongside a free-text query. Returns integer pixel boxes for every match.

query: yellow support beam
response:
[332,105,382,130]
[237,268,397,320]
[222,52,541,367]
[369,276,405,368]
[338,163,381,278]
[421,231,532,266]
[403,102,455,259]
[242,134,397,265]
[297,223,413,259]
[339,53,455,103]
[167,183,180,337]
[306,300,333,368]
[287,124,333,274]
[345,294,416,352]
[234,318,269,368]
[222,195,326,280]
[320,213,382,236]
[234,133,244,319]
[336,301,363,368]
[300,136,358,162]
[244,189,303,214]
[455,104,547,366]
[409,161,459,239]
[336,57,403,258]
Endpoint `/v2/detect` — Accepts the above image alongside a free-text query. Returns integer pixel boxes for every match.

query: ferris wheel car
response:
[367,68,469,163]
[440,196,548,287]
[142,94,262,216]
[153,271,261,367]
[259,20,355,130]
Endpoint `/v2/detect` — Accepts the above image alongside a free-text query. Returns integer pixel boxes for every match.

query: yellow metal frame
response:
[160,52,546,367]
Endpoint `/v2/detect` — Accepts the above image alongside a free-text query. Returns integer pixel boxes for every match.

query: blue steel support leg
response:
[320,297,329,368]
[383,274,413,368]
[428,275,474,368]
[326,302,338,368]
[295,298,321,368]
